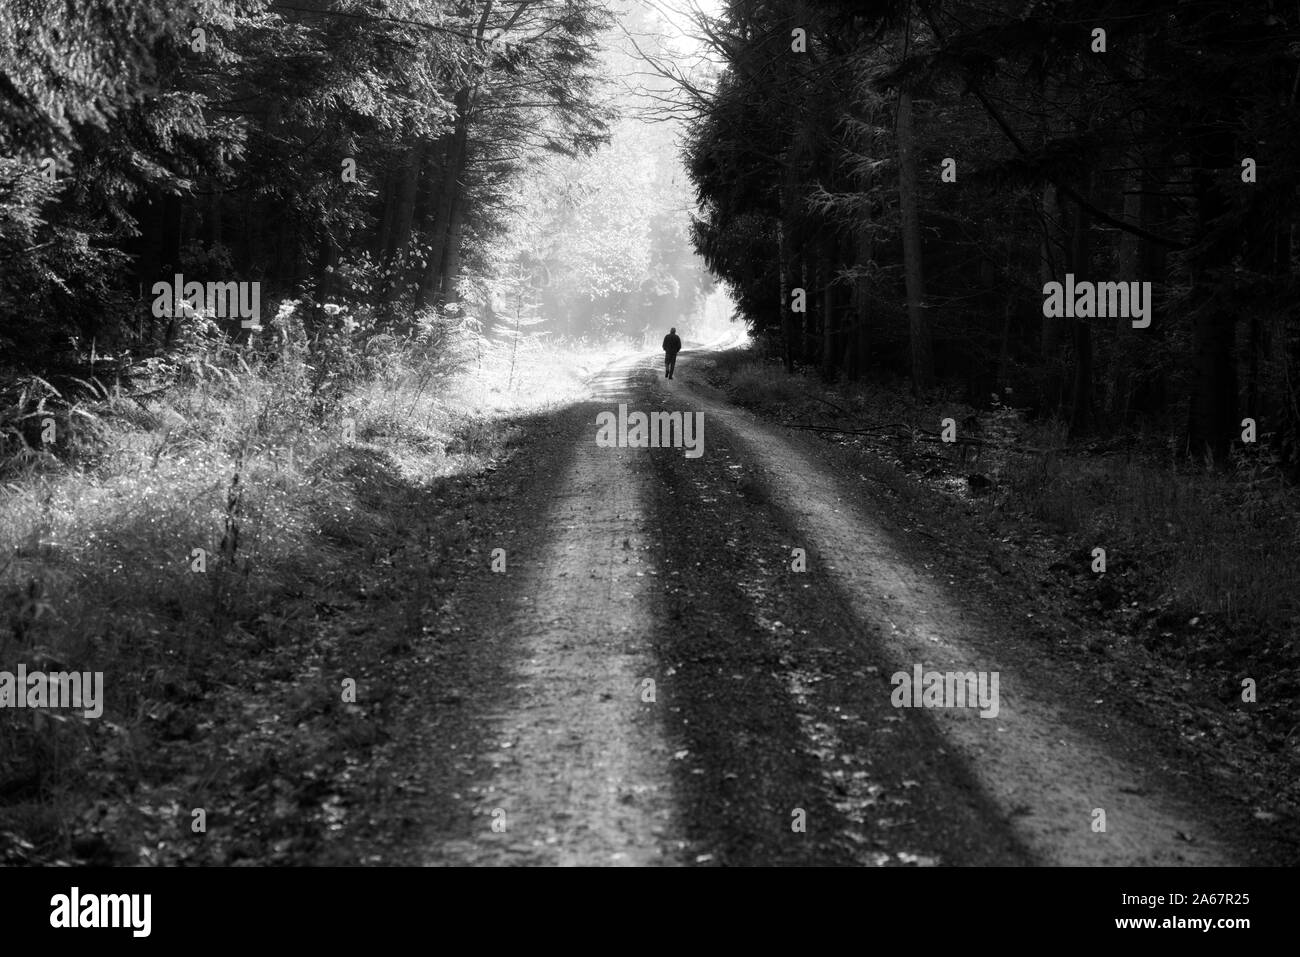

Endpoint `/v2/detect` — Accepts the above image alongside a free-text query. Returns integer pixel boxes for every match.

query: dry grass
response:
[0,305,600,848]
[1004,443,1300,627]
[727,358,808,408]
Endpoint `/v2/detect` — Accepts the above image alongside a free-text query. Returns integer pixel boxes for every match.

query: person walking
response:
[662,327,682,379]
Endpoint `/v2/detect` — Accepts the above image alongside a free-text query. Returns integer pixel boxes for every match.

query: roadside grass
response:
[708,346,1300,641]
[0,307,601,863]
[727,359,805,409]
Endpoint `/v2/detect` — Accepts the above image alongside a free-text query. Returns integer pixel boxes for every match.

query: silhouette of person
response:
[662,327,682,379]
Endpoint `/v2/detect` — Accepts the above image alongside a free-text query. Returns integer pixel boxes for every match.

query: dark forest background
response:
[679,0,1300,470]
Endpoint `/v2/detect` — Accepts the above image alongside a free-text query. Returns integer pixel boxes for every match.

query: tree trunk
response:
[209,176,223,250]
[897,88,933,395]
[383,141,428,302]
[995,297,1013,391]
[799,256,810,364]
[845,199,872,380]
[1186,129,1238,464]
[1038,183,1072,417]
[777,213,794,373]
[821,234,838,379]
[1106,34,1147,424]
[374,167,398,261]
[417,86,472,309]
[1068,170,1094,437]
[1108,167,1144,422]
[440,187,468,304]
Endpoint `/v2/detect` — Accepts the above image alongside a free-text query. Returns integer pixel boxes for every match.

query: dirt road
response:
[338,349,1284,866]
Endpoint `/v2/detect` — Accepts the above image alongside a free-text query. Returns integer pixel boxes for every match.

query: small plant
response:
[728,360,805,408]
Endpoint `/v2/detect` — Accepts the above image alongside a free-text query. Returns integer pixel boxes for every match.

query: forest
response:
[0,0,708,389]
[676,0,1300,467]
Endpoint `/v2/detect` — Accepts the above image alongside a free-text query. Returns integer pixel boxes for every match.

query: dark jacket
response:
[662,333,682,354]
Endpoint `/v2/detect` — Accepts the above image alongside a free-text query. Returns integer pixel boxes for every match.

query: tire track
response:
[460,358,683,865]
[669,357,1236,865]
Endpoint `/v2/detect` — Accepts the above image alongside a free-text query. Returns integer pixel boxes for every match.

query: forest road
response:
[400,348,1243,866]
